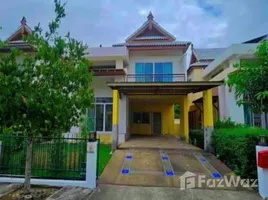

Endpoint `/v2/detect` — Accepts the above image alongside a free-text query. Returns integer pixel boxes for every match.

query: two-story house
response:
[86,12,221,151]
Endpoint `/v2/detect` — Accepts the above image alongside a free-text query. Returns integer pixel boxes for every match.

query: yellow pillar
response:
[180,95,189,143]
[203,89,214,127]
[112,90,119,151]
[203,89,214,152]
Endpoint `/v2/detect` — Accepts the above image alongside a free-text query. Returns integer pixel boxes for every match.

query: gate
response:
[0,135,88,180]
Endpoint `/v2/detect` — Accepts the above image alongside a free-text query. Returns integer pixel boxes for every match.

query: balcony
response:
[123,74,186,82]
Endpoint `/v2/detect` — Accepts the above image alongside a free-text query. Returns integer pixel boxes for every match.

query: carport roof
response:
[107,81,223,95]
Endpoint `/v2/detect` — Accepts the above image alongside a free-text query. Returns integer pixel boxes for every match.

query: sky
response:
[0,0,268,48]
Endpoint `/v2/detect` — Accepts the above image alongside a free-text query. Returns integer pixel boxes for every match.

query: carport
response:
[107,81,223,152]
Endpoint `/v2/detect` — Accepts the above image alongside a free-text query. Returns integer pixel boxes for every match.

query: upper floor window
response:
[135,62,173,82]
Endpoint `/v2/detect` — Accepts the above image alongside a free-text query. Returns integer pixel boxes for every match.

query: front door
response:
[152,112,161,135]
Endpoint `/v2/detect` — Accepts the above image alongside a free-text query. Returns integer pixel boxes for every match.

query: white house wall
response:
[215,58,245,124]
[92,77,113,98]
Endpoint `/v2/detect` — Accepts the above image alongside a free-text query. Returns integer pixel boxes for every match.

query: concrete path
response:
[47,186,92,200]
[88,184,261,200]
[0,183,22,198]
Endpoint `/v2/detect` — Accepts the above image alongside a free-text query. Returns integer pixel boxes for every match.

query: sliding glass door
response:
[88,97,113,132]
[135,63,153,82]
[135,62,173,82]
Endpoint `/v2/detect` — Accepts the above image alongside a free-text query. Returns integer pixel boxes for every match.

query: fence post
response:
[0,141,2,158]
[85,140,98,188]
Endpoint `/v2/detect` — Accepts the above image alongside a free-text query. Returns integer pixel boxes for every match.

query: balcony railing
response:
[124,74,185,82]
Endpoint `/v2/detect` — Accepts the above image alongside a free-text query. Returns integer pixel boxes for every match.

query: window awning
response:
[107,81,223,95]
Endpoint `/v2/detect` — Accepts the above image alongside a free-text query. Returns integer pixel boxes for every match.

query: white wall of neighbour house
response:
[226,86,245,124]
[128,49,186,80]
[211,58,245,124]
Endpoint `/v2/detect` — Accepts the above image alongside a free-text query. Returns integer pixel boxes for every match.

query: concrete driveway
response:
[99,136,234,188]
[97,136,261,199]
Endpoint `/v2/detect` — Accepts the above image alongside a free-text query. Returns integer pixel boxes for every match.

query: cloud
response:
[0,0,267,48]
[138,9,149,16]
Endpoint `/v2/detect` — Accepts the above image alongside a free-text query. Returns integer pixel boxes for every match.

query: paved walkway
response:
[88,184,261,200]
[0,183,22,198]
[47,186,92,200]
[99,136,235,188]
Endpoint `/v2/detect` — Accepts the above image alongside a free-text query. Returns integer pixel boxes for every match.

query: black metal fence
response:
[0,135,88,180]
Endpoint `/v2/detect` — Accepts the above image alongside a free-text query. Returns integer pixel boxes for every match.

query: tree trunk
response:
[23,134,33,195]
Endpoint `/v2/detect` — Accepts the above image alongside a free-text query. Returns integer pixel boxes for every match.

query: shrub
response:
[212,126,268,179]
[214,118,243,129]
[189,129,204,149]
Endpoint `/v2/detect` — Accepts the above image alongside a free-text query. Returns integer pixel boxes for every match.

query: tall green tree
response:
[0,0,94,194]
[227,40,268,113]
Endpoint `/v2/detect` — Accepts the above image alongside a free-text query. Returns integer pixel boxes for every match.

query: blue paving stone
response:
[200,157,207,163]
[126,155,132,159]
[165,171,174,176]
[121,169,130,175]
[162,156,169,160]
[212,172,222,179]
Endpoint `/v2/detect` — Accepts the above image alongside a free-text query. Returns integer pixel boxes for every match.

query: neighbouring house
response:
[0,17,34,53]
[203,34,268,128]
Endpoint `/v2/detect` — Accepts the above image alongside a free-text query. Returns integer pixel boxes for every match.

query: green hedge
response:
[189,129,204,149]
[212,126,268,179]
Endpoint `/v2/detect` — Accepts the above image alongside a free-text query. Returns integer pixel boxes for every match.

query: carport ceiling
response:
[107,81,223,95]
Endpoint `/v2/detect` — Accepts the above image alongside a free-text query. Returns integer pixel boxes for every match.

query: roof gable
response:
[7,17,32,42]
[126,12,176,42]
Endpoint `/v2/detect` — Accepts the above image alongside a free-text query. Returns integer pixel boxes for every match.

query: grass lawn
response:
[0,141,111,179]
[98,144,112,176]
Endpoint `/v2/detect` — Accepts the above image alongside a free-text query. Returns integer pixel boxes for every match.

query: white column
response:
[86,141,98,189]
[256,146,268,199]
[119,94,127,144]
[218,85,227,120]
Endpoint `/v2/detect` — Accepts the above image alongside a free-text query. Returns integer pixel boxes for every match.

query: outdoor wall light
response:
[88,131,97,142]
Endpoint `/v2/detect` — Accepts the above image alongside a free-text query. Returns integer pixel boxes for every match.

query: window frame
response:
[133,112,150,124]
[88,97,113,133]
[95,102,113,132]
[135,62,173,82]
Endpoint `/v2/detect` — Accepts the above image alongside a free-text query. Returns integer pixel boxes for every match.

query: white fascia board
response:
[203,43,258,78]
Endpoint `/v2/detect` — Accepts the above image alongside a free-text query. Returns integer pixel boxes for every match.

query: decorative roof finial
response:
[21,16,27,25]
[147,11,154,20]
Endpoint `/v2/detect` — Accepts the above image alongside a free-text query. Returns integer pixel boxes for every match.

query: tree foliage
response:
[227,40,268,113]
[0,0,93,194]
[174,104,180,119]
